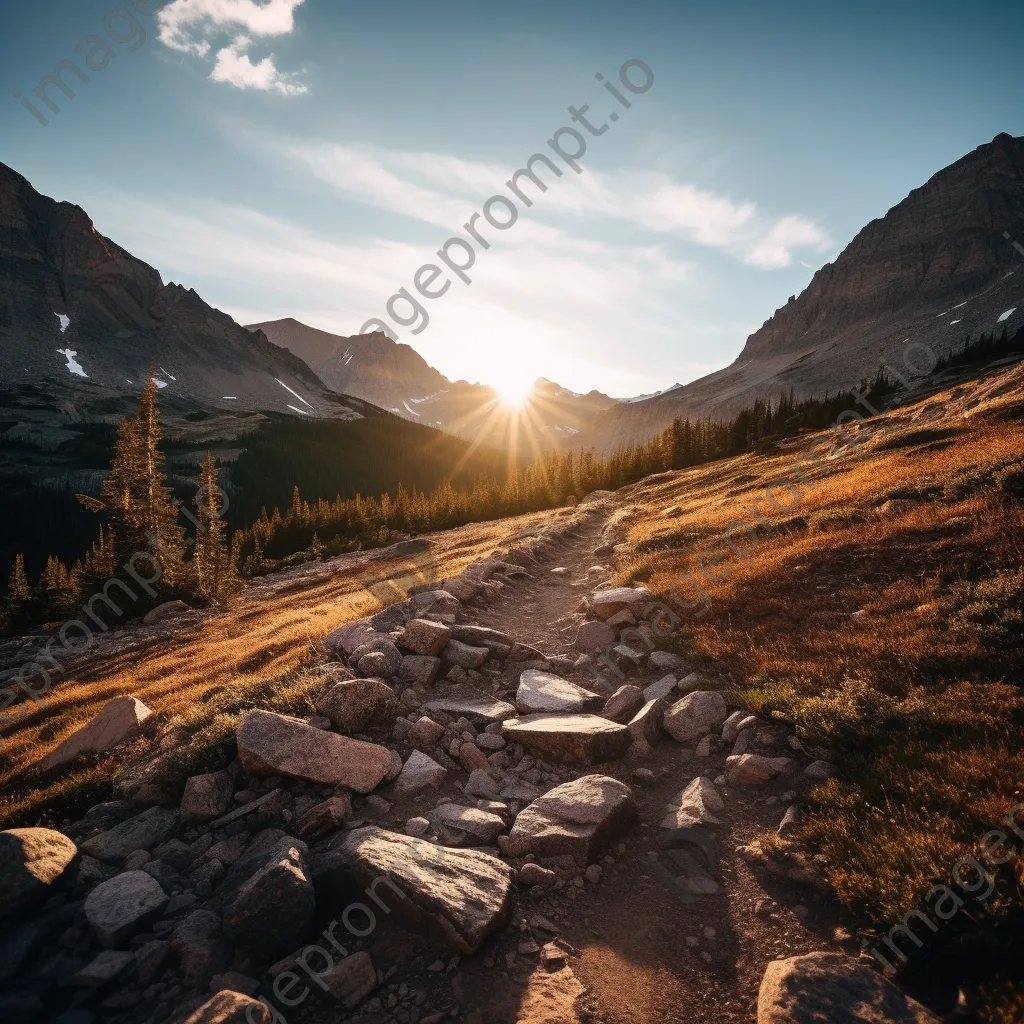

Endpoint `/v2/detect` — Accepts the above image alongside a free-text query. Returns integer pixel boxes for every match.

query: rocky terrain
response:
[583,132,1024,451]
[0,496,946,1024]
[250,318,620,444]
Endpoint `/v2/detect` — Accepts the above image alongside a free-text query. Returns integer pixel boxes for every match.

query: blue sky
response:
[4,0,1024,397]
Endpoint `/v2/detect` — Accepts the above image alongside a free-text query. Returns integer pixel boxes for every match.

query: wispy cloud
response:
[158,0,307,94]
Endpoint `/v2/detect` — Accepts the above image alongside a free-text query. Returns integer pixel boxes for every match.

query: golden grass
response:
[0,509,555,826]
[615,374,1024,941]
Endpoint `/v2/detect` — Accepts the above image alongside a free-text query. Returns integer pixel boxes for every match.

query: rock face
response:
[503,714,632,764]
[582,133,1024,451]
[504,776,637,866]
[0,162,350,438]
[84,870,168,947]
[223,841,315,958]
[516,670,603,715]
[757,951,941,1023]
[236,710,392,791]
[39,696,152,771]
[0,828,78,918]
[310,826,514,954]
[316,679,400,733]
[662,691,727,743]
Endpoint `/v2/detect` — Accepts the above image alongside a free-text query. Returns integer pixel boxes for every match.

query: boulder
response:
[170,909,231,987]
[663,691,727,743]
[422,696,517,727]
[408,716,445,748]
[722,709,749,744]
[648,651,684,673]
[465,768,503,799]
[660,777,724,827]
[236,710,392,791]
[208,833,308,911]
[297,795,352,840]
[388,750,449,799]
[803,760,836,781]
[516,670,603,715]
[757,951,941,1023]
[398,619,452,656]
[180,772,234,823]
[223,841,315,958]
[324,618,380,657]
[316,679,399,733]
[143,600,190,626]
[181,991,271,1024]
[643,675,677,701]
[309,826,513,953]
[442,640,490,670]
[397,655,441,687]
[602,685,646,724]
[84,870,168,947]
[74,949,135,987]
[80,807,179,863]
[323,950,378,1008]
[431,804,507,844]
[40,696,153,771]
[442,575,484,603]
[503,775,637,865]
[589,587,651,621]
[727,754,797,786]
[574,620,616,653]
[0,828,78,919]
[503,714,631,765]
[352,637,403,679]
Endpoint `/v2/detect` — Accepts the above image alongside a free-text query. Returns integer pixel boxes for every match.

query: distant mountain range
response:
[581,132,1024,451]
[248,318,620,445]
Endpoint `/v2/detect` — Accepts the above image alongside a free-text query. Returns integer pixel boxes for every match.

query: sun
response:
[496,373,536,408]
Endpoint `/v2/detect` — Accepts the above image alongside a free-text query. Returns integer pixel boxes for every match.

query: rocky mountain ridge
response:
[581,132,1024,452]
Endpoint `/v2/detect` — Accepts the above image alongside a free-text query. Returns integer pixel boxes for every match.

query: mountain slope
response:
[584,132,1024,451]
[0,162,353,421]
[250,317,620,444]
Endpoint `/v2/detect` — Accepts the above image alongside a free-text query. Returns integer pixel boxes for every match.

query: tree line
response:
[3,323,1020,631]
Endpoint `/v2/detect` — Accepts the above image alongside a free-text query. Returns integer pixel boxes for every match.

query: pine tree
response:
[193,454,238,602]
[41,556,74,617]
[7,554,30,605]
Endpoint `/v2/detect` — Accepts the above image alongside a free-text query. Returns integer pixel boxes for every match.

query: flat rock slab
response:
[237,710,392,791]
[757,951,941,1023]
[80,807,179,863]
[503,714,631,764]
[430,804,506,844]
[85,870,168,947]
[422,696,517,726]
[589,587,651,621]
[504,775,637,866]
[0,828,78,919]
[516,670,604,715]
[40,696,152,771]
[309,826,513,954]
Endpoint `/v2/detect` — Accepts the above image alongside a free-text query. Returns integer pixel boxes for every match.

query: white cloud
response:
[158,0,306,93]
[744,214,831,269]
[211,36,307,95]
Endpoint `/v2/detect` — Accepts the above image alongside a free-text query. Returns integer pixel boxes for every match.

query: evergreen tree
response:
[193,454,238,603]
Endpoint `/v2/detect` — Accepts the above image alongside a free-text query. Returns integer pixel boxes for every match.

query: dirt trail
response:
[408,501,863,1024]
